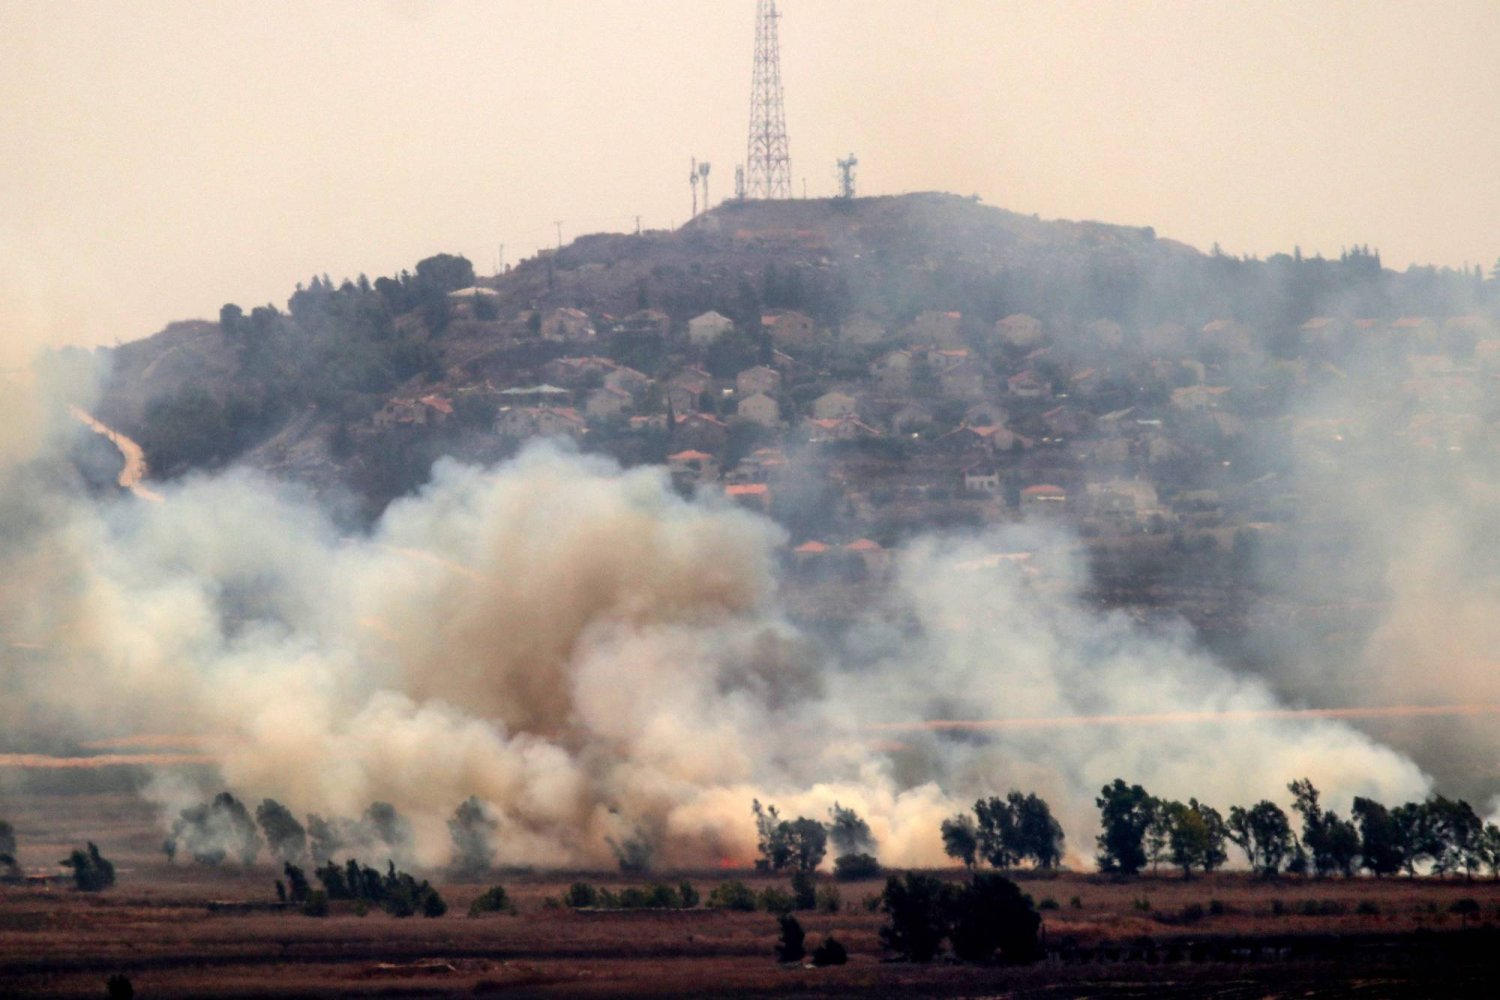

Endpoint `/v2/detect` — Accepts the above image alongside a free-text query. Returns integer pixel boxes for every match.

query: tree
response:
[283,862,311,903]
[1228,801,1294,877]
[878,873,952,962]
[1095,780,1153,875]
[1144,798,1174,872]
[974,796,1020,869]
[169,792,262,867]
[218,303,244,337]
[947,873,1043,964]
[1009,791,1065,869]
[62,842,115,892]
[447,796,498,876]
[828,802,876,857]
[752,800,790,871]
[1425,797,1484,878]
[0,819,17,881]
[1166,799,1228,878]
[1288,779,1359,877]
[256,799,307,864]
[785,817,828,873]
[941,813,978,869]
[412,253,475,294]
[1352,797,1406,877]
[775,913,806,963]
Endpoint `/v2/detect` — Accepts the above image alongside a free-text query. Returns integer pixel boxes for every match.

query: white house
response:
[687,310,735,346]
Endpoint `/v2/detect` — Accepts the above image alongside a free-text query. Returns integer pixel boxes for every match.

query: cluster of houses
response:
[420,294,1500,554]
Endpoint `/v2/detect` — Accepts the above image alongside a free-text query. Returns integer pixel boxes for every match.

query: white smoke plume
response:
[1,361,1436,869]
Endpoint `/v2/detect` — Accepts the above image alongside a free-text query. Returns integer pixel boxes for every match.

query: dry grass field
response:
[4,793,1500,998]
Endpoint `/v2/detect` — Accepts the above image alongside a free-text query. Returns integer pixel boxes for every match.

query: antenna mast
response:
[690,157,699,217]
[837,153,858,199]
[745,0,791,199]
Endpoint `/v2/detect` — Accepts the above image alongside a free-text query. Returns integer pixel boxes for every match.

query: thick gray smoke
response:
[0,367,1434,868]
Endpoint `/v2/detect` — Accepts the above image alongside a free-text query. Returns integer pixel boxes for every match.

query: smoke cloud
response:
[0,365,1437,868]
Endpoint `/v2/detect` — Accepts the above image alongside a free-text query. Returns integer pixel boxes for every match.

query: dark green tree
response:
[1228,801,1294,877]
[941,813,978,869]
[947,873,1043,964]
[1352,796,1405,877]
[1095,779,1153,875]
[878,873,952,962]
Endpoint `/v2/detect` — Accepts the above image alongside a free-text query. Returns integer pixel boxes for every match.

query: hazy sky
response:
[3,0,1498,353]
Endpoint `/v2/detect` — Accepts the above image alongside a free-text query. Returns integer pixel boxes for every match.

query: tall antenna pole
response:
[690,157,699,217]
[745,0,791,199]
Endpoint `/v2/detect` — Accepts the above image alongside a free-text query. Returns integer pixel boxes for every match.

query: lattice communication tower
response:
[745,0,791,199]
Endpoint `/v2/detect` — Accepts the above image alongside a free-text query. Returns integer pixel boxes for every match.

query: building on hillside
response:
[672,411,730,449]
[844,538,890,574]
[995,313,1044,349]
[1041,404,1087,440]
[1083,479,1162,530]
[811,390,860,420]
[905,310,964,346]
[495,405,586,439]
[1084,319,1125,351]
[735,364,781,397]
[668,448,719,485]
[1006,370,1051,399]
[497,384,573,405]
[963,464,1001,494]
[1019,484,1067,512]
[889,401,934,434]
[665,366,714,412]
[725,481,770,513]
[761,309,816,347]
[937,358,989,399]
[687,310,735,346]
[735,391,780,428]
[613,309,670,338]
[373,395,452,429]
[542,355,617,386]
[1201,319,1253,355]
[540,307,596,342]
[804,415,881,443]
[603,365,651,398]
[870,349,913,391]
[584,386,633,420]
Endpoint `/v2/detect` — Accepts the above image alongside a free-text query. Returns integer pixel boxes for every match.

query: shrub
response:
[833,852,881,881]
[792,870,817,910]
[645,883,683,909]
[1208,899,1226,916]
[303,890,329,917]
[1038,897,1060,911]
[1132,897,1151,912]
[106,974,133,1000]
[775,914,806,963]
[878,873,952,962]
[1357,900,1380,916]
[811,936,848,967]
[468,886,515,917]
[565,882,600,908]
[679,881,700,908]
[947,873,1042,965]
[817,885,841,913]
[1069,896,1083,909]
[1179,902,1205,923]
[706,880,758,912]
[1450,898,1481,924]
[62,843,115,892]
[1271,899,1287,916]
[759,886,796,914]
[422,889,448,918]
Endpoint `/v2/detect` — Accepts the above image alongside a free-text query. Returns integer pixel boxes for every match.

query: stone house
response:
[687,310,735,346]
[812,390,860,420]
[735,364,781,397]
[736,391,780,428]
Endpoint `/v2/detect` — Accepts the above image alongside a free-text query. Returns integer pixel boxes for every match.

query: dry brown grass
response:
[3,793,1500,997]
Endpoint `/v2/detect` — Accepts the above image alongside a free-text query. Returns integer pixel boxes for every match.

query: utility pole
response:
[837,154,858,199]
[745,0,791,199]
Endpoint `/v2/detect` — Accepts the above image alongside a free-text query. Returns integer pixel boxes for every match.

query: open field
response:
[4,793,1500,997]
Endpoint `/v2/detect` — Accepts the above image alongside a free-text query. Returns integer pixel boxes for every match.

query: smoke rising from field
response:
[0,367,1436,868]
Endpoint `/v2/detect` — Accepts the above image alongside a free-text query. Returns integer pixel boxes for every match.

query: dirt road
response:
[69,406,164,503]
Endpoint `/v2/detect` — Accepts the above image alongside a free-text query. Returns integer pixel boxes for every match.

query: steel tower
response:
[745,1,791,199]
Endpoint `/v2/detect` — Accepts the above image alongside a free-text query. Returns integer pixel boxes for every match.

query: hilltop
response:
[87,192,1499,646]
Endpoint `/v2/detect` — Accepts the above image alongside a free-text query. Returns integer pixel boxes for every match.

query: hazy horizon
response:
[3,0,1498,354]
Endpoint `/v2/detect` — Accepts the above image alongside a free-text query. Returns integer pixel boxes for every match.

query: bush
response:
[775,914,806,963]
[422,889,448,918]
[811,936,848,967]
[106,974,133,1000]
[1179,902,1205,923]
[1450,898,1480,924]
[947,874,1042,965]
[833,852,881,881]
[759,886,796,914]
[1271,899,1287,916]
[1069,896,1083,909]
[1132,897,1151,912]
[679,880,699,908]
[1209,899,1226,916]
[62,843,115,892]
[469,886,515,917]
[303,890,329,917]
[817,885,841,913]
[792,870,817,910]
[1357,900,1380,916]
[1038,897,1060,911]
[565,882,600,908]
[706,880,758,912]
[878,873,952,962]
